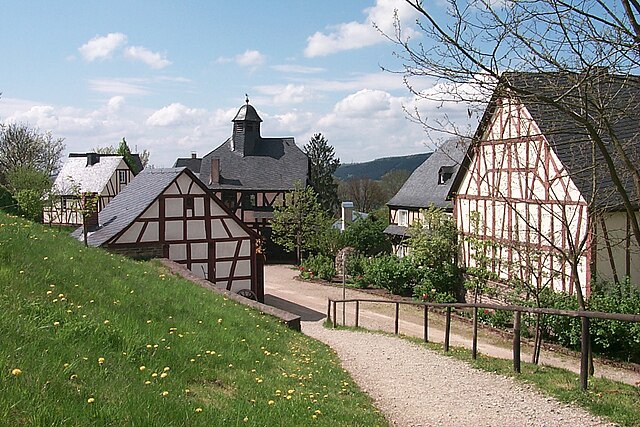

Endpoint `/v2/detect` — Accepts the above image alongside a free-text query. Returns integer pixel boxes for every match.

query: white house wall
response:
[594,211,640,284]
[109,171,256,294]
[455,98,590,295]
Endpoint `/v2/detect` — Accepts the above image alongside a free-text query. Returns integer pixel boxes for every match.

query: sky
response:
[0,0,476,167]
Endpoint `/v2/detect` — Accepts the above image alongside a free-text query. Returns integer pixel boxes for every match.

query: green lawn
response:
[0,212,387,426]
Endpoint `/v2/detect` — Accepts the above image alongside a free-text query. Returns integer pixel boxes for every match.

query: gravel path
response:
[303,320,614,427]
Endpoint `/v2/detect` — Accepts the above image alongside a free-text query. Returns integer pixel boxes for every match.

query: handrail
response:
[327,297,640,390]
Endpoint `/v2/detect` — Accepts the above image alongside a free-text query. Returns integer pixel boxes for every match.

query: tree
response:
[271,182,330,263]
[94,138,149,171]
[338,178,387,212]
[386,0,640,312]
[4,165,52,221]
[379,169,411,201]
[304,133,340,213]
[0,122,64,183]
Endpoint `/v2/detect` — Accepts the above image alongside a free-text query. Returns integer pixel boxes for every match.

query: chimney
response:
[210,158,220,184]
[86,153,100,166]
[341,201,354,232]
[191,151,197,159]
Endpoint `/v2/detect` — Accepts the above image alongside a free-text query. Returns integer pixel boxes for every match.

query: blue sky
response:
[0,0,472,167]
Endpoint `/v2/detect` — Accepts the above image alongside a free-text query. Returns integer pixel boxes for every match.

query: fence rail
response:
[327,298,640,390]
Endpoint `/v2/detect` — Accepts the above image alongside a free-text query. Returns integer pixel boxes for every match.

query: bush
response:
[412,263,461,302]
[363,255,420,296]
[342,215,391,256]
[299,254,336,281]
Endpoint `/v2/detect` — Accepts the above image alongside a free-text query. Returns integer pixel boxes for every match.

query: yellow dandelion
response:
[195,407,203,413]
[228,364,233,368]
[151,373,158,378]
[312,415,317,419]
[190,358,195,362]
[268,400,275,405]
[53,321,60,326]
[243,416,249,422]
[146,344,152,349]
[43,257,48,260]
[57,293,64,298]
[160,372,168,379]
[315,410,322,415]
[286,395,292,400]
[146,320,152,324]
[11,368,22,376]
[70,374,78,380]
[184,389,191,394]
[161,391,169,397]
[217,318,223,324]
[144,380,151,385]
[288,389,295,394]
[163,366,170,372]
[87,397,95,404]
[98,357,105,365]
[46,290,52,295]
[103,320,110,325]
[63,363,70,368]
[139,366,146,371]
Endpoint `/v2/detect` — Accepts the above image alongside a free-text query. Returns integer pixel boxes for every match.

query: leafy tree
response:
[0,122,64,183]
[379,169,411,201]
[4,165,52,221]
[271,182,330,263]
[337,177,386,212]
[304,133,340,213]
[94,138,149,172]
[342,211,391,256]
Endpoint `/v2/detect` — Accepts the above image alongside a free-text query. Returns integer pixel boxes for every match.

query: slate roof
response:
[173,157,202,173]
[54,154,126,194]
[72,168,187,247]
[200,137,309,191]
[387,138,470,210]
[233,104,262,122]
[451,71,640,210]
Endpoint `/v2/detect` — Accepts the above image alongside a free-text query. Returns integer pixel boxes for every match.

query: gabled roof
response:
[199,137,309,191]
[74,167,258,247]
[53,154,127,194]
[173,157,202,173]
[450,71,640,210]
[72,168,185,247]
[387,138,470,210]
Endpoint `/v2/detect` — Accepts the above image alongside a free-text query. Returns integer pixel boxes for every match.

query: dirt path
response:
[264,265,640,387]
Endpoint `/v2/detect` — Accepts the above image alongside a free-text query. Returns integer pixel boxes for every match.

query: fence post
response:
[394,302,400,335]
[332,300,337,329]
[355,300,360,328]
[444,306,451,352]
[327,299,331,323]
[580,316,590,390]
[424,304,429,343]
[472,307,478,360]
[513,310,521,373]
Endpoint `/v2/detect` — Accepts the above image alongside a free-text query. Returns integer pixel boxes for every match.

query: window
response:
[185,196,194,210]
[438,166,455,185]
[118,170,129,186]
[398,209,409,227]
[241,192,257,209]
[222,191,237,210]
[235,123,244,133]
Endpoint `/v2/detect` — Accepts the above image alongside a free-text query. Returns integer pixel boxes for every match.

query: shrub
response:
[342,214,391,256]
[299,254,336,281]
[363,255,420,296]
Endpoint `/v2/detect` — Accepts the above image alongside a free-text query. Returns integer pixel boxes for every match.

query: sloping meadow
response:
[0,213,386,426]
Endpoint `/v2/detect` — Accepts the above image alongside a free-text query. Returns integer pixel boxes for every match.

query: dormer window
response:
[438,166,455,185]
[398,209,409,227]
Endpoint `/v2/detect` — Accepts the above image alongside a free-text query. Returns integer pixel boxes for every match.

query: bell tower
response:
[231,95,262,156]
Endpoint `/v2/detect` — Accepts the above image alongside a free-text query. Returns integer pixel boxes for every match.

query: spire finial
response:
[245,94,249,104]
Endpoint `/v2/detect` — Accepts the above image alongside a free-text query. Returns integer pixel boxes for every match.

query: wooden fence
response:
[326,298,640,390]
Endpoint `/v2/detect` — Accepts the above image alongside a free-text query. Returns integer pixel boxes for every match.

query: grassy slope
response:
[0,212,387,426]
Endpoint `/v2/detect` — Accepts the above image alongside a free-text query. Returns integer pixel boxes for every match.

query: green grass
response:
[0,212,387,426]
[327,323,640,427]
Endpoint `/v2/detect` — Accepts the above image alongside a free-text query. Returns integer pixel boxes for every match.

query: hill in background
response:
[334,153,431,181]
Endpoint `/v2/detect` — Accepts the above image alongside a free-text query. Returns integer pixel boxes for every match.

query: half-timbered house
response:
[450,71,640,297]
[175,99,309,259]
[384,138,469,256]
[44,153,136,226]
[74,167,263,300]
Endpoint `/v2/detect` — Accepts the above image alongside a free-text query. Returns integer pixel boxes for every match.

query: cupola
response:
[231,95,262,156]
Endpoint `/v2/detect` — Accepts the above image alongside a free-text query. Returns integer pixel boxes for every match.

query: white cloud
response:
[78,33,128,61]
[254,84,310,105]
[304,0,419,57]
[124,46,171,69]
[271,64,325,74]
[107,96,125,112]
[88,78,150,95]
[146,103,207,127]
[235,50,266,67]
[78,33,171,69]
[333,89,392,117]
